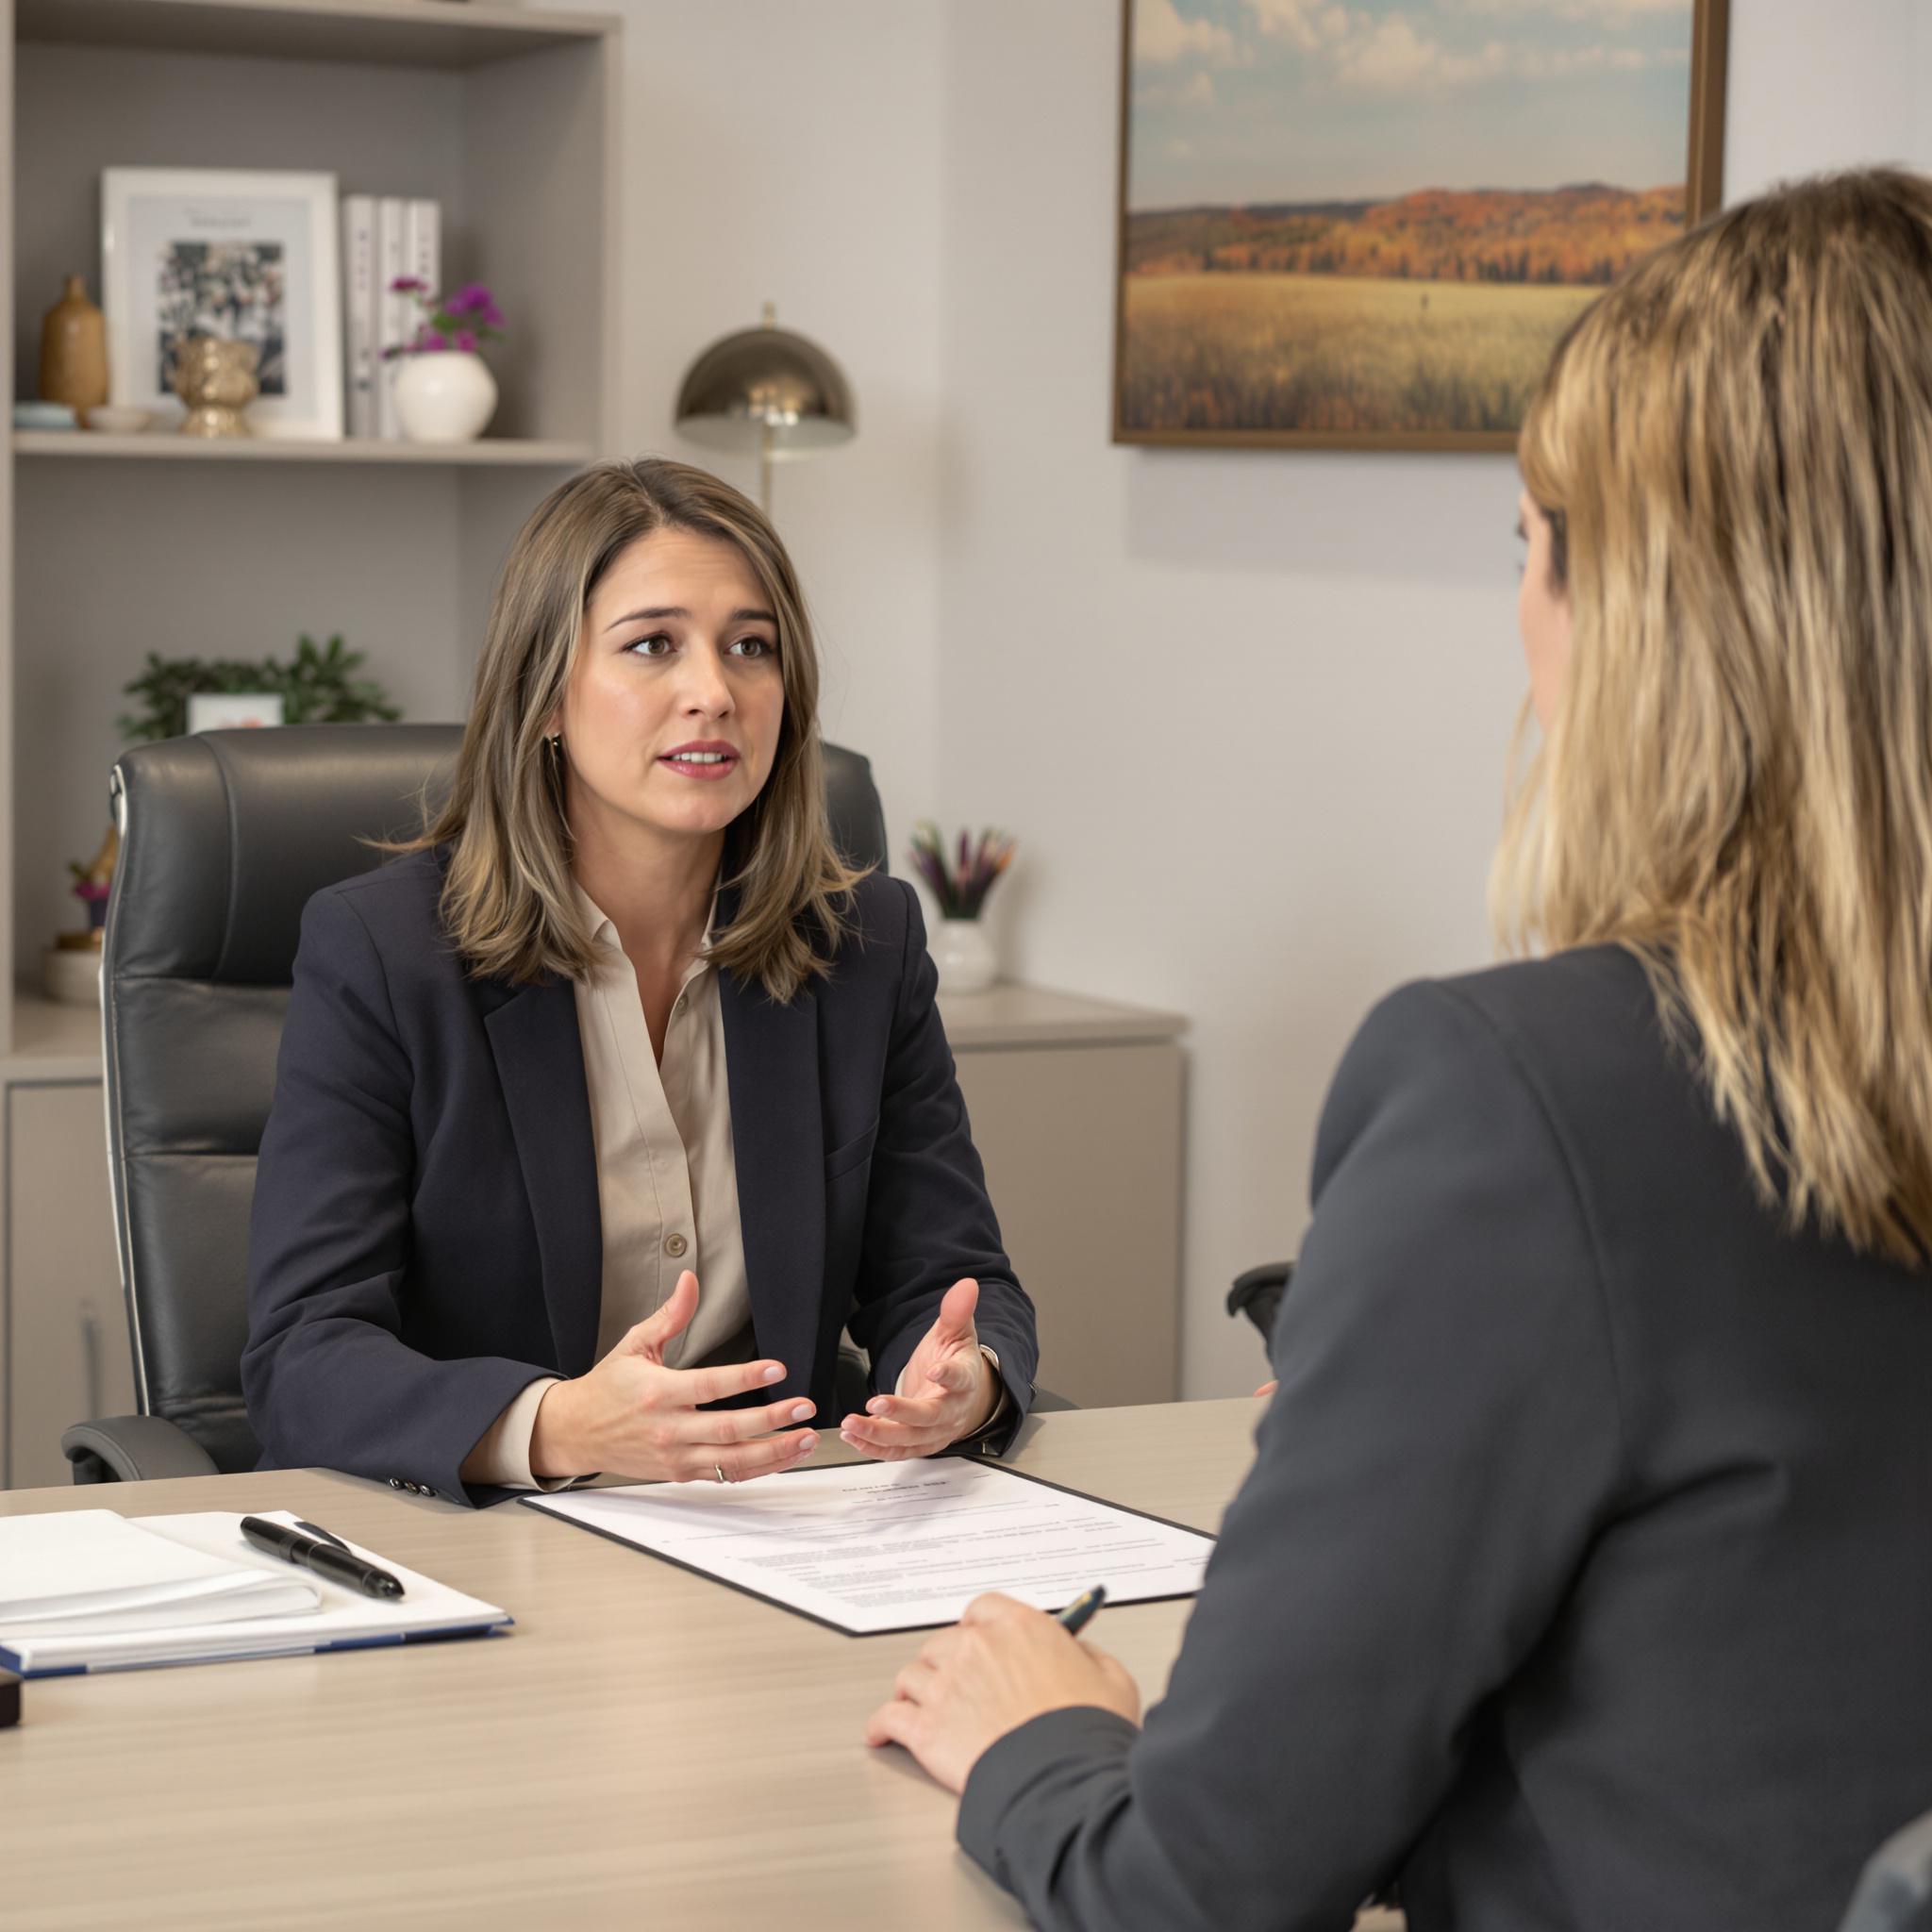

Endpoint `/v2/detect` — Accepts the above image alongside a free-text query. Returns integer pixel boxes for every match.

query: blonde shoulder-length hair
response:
[398,457,865,1002]
[1497,166,1932,1264]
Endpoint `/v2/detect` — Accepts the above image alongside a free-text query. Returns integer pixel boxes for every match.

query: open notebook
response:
[0,1509,509,1675]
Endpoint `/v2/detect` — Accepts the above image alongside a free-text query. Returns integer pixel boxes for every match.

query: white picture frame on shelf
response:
[101,167,343,441]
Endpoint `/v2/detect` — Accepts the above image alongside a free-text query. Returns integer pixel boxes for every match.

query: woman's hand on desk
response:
[530,1271,820,1483]
[838,1278,1002,1460]
[864,1592,1141,1793]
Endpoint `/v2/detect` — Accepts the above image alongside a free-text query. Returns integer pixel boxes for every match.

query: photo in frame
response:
[101,167,343,440]
[1114,0,1729,451]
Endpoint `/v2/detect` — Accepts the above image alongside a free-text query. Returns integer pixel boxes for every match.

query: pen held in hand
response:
[1057,1583,1107,1635]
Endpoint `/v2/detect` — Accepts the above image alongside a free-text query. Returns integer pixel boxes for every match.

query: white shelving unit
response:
[0,0,625,1484]
[14,431,598,464]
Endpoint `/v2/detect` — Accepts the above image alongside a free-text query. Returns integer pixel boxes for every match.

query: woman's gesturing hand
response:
[529,1271,819,1483]
[839,1277,1001,1460]
[864,1592,1141,1793]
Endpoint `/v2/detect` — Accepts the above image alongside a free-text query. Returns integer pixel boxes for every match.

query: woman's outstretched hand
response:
[838,1277,1001,1460]
[529,1270,819,1483]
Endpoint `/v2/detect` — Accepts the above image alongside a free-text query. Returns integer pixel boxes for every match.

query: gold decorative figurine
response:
[172,336,259,437]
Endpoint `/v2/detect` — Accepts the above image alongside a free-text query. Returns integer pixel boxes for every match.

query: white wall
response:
[937,1,1520,1398]
[565,0,949,858]
[564,0,1932,1402]
[934,0,1932,1398]
[1725,0,1927,199]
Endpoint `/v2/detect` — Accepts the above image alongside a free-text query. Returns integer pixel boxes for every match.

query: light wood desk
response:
[1,1402,1268,1931]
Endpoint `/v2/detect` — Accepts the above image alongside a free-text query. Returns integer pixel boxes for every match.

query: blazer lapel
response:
[478,976,604,1375]
[718,968,825,1398]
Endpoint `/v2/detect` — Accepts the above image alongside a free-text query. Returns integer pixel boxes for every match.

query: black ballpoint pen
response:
[1058,1584,1107,1635]
[240,1516,405,1600]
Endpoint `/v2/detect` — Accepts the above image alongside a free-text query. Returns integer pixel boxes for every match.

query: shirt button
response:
[665,1233,689,1258]
[673,994,687,1017]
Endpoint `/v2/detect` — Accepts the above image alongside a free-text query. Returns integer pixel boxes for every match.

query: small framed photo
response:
[102,167,343,441]
[187,693,286,733]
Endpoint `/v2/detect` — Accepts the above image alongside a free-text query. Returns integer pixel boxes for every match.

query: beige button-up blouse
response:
[464,882,751,1489]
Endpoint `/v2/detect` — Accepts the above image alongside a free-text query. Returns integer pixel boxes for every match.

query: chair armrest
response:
[1226,1260,1295,1339]
[61,1416,221,1484]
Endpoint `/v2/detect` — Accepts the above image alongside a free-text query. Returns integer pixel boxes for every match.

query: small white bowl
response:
[84,405,154,434]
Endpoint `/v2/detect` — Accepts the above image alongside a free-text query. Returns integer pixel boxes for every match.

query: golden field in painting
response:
[1119,273,1599,435]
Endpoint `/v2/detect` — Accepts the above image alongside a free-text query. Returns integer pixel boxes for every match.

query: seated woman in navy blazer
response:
[243,458,1036,1506]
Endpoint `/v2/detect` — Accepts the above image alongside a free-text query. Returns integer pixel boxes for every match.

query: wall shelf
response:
[2,991,102,1083]
[14,433,595,466]
[15,0,617,70]
[7,0,622,1020]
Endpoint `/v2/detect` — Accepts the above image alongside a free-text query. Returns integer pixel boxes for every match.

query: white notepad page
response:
[0,1508,319,1634]
[0,1512,511,1674]
[525,1459,1216,1635]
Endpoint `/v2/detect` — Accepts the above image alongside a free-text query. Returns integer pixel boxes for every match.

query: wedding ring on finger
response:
[715,1463,729,1485]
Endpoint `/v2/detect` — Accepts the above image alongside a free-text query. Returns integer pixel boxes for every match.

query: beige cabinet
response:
[0,982,1186,1487]
[3,1074,131,1489]
[942,984,1186,1408]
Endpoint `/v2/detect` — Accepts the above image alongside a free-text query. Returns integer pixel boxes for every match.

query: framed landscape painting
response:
[1114,0,1729,450]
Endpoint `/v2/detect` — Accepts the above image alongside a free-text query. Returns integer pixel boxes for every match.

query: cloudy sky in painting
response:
[1130,0,1695,208]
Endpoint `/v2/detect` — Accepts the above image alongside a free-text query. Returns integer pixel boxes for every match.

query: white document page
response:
[525,1459,1215,1635]
[0,1508,319,1633]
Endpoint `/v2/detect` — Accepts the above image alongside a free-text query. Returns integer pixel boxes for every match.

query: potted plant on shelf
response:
[384,279,507,443]
[116,633,403,742]
[908,823,1016,993]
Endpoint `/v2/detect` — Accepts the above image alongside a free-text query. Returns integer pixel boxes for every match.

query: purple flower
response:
[454,328,478,353]
[442,284,507,329]
[420,328,448,352]
[390,275,425,294]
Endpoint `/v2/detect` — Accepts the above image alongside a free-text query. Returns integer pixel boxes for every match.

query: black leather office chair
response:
[61,724,891,1483]
[1226,1258,1292,1343]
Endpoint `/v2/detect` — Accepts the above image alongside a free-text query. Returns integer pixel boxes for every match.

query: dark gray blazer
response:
[960,946,1932,1932]
[243,853,1036,1507]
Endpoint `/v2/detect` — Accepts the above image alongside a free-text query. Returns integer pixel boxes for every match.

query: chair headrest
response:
[108,725,462,985]
[107,725,888,988]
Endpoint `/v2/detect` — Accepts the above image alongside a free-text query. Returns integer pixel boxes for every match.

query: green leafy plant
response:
[117,634,403,744]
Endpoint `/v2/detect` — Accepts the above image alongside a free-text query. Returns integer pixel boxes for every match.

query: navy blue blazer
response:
[958,948,1932,1931]
[242,851,1036,1506]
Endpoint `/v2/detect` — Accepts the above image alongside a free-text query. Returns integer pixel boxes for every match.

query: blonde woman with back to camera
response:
[865,169,1932,1931]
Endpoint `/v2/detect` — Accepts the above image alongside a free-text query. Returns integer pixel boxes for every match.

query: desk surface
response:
[0,1400,1288,1932]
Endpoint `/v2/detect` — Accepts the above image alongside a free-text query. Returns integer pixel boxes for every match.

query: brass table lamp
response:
[674,303,856,513]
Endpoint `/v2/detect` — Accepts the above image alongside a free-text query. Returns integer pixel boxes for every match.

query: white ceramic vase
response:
[933,916,997,993]
[393,350,498,443]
